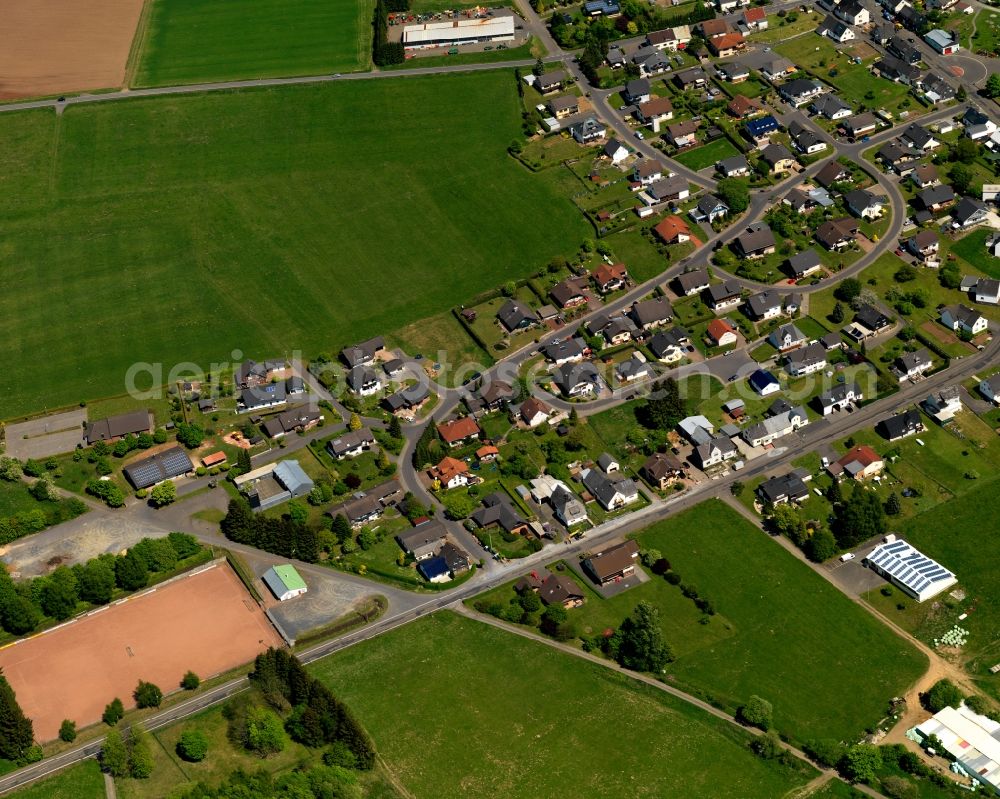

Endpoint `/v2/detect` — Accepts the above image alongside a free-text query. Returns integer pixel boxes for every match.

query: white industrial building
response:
[864,538,957,602]
[912,705,1000,793]
[403,16,515,49]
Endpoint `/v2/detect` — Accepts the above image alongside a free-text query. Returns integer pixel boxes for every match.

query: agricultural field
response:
[311,611,817,799]
[863,479,1000,701]
[632,501,927,742]
[10,759,104,799]
[672,138,740,171]
[132,0,374,86]
[0,73,589,419]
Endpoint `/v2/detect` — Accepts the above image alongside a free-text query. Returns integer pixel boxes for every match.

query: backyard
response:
[672,138,740,171]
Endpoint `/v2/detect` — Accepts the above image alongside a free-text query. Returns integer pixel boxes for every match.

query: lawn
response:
[0,74,589,419]
[973,9,1000,56]
[311,611,816,799]
[633,501,928,742]
[863,479,1000,701]
[951,227,1000,279]
[672,138,740,171]
[386,38,543,70]
[132,0,374,87]
[10,759,104,799]
[751,11,822,43]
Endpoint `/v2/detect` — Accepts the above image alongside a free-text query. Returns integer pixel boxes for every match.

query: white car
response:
[839,552,856,563]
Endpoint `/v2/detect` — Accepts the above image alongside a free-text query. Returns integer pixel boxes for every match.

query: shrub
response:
[133,680,163,709]
[177,729,209,762]
[58,719,77,742]
[736,696,773,731]
[181,671,200,690]
[103,697,125,726]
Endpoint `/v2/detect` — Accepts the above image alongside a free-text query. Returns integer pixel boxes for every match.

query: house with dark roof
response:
[497,299,536,332]
[811,93,852,120]
[779,78,824,106]
[748,368,781,396]
[788,121,826,154]
[874,55,921,84]
[815,160,849,188]
[953,197,989,228]
[718,61,751,83]
[554,361,601,397]
[785,342,827,377]
[896,349,934,381]
[900,123,939,151]
[918,72,956,103]
[123,446,193,490]
[635,96,674,126]
[728,94,762,120]
[760,143,796,173]
[876,141,921,174]
[647,174,690,203]
[536,70,567,93]
[84,410,153,445]
[888,34,922,63]
[910,163,939,189]
[347,365,380,396]
[905,229,939,260]
[819,14,855,43]
[787,249,823,279]
[817,381,862,415]
[815,218,859,251]
[745,290,783,320]
[757,471,810,505]
[769,322,807,352]
[581,468,639,511]
[642,452,685,489]
[744,114,780,145]
[239,381,287,412]
[705,279,743,311]
[396,521,448,561]
[549,277,588,309]
[582,539,640,585]
[327,428,376,459]
[471,492,530,536]
[783,187,817,215]
[689,194,729,224]
[845,189,886,219]
[879,408,925,441]
[940,304,987,336]
[717,154,750,177]
[648,326,690,362]
[630,297,674,330]
[542,337,586,365]
[675,268,710,296]
[916,184,955,213]
[733,222,775,258]
[262,406,322,439]
[623,78,651,104]
[673,67,708,90]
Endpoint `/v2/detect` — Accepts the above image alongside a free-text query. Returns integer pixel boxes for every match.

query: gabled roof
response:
[815,217,859,248]
[717,154,749,173]
[954,196,988,224]
[437,416,481,443]
[734,222,775,254]
[811,93,851,117]
[815,161,849,187]
[788,248,822,274]
[745,114,779,137]
[654,215,693,242]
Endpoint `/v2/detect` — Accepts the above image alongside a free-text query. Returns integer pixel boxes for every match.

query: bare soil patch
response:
[0,0,146,99]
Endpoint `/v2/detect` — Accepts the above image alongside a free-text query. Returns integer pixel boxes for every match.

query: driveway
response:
[4,409,86,460]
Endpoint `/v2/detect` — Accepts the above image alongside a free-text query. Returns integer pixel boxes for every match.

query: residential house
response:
[706,318,738,347]
[761,142,796,173]
[673,67,708,90]
[962,108,996,140]
[477,379,516,412]
[654,215,694,245]
[733,222,776,258]
[742,6,767,29]
[717,154,750,177]
[571,117,607,144]
[630,297,674,330]
[742,407,808,447]
[845,189,885,220]
[922,387,963,423]
[602,138,629,164]
[678,414,715,446]
[787,249,823,279]
[646,26,691,50]
[874,55,921,84]
[260,406,322,439]
[592,262,628,293]
[430,455,472,489]
[745,290,783,320]
[910,163,939,189]
[239,382,287,412]
[437,416,481,447]
[748,368,781,396]
[633,46,671,77]
[835,0,869,24]
[900,123,939,151]
[778,78,824,107]
[536,70,567,93]
[819,15,856,43]
[497,299,536,332]
[477,445,499,463]
[551,485,588,528]
[582,539,640,586]
[606,46,626,68]
[549,277,588,309]
[918,73,956,104]
[896,348,934,380]
[708,32,745,57]
[694,435,738,469]
[871,21,895,45]
[744,114,780,146]
[769,322,807,352]
[828,444,884,480]
[542,338,586,365]
[953,197,989,228]
[718,62,751,83]
[888,34,922,64]
[978,374,1000,403]
[760,55,796,82]
[666,119,699,148]
[471,493,530,536]
[940,304,987,336]
[897,5,928,31]
[689,194,729,223]
[815,162,850,191]
[675,268,710,296]
[623,78,651,104]
[905,229,939,260]
[642,452,685,489]
[84,410,153,445]
[547,94,579,119]
[633,158,663,186]
[347,365,380,396]
[757,471,811,504]
[785,342,827,376]
[811,93,852,120]
[817,381,862,415]
[584,0,620,15]
[396,522,447,562]
[815,218,859,251]
[647,174,690,203]
[875,141,921,174]
[518,396,552,427]
[706,280,743,312]
[783,187,818,215]
[916,184,955,213]
[789,121,827,154]
[648,326,690,362]
[383,383,430,414]
[554,361,601,397]
[616,353,651,383]
[924,28,959,54]
[699,18,732,37]
[845,305,892,341]
[588,312,638,345]
[728,94,763,119]
[636,96,674,127]
[964,276,1000,305]
[581,468,639,511]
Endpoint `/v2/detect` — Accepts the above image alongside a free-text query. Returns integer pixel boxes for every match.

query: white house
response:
[896,349,934,381]
[741,407,808,447]
[979,374,1000,404]
[262,565,308,601]
[785,343,827,377]
[940,304,988,336]
[922,387,963,423]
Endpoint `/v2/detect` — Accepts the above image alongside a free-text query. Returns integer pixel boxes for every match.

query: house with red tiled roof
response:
[827,445,884,480]
[742,6,767,29]
[727,94,763,119]
[430,456,472,489]
[592,262,628,293]
[653,215,692,244]
[436,417,481,447]
[707,318,738,347]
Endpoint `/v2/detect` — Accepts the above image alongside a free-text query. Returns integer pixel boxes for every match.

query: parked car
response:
[840,552,856,562]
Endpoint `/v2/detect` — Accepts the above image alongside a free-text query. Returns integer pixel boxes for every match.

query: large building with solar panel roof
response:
[123,446,194,490]
[864,538,957,603]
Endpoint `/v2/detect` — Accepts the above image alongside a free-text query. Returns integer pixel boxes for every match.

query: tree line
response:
[0,532,201,636]
[221,498,320,563]
[0,458,86,544]
[373,0,406,67]
[250,648,376,769]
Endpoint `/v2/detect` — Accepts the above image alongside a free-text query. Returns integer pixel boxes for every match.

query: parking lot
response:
[4,408,86,460]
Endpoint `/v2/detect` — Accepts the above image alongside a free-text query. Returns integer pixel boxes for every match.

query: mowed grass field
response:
[10,759,104,799]
[311,612,815,799]
[635,502,928,742]
[0,74,589,418]
[133,0,374,86]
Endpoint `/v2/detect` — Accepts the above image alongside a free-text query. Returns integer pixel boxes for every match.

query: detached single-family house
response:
[615,354,651,383]
[536,70,567,93]
[654,215,694,245]
[630,297,674,330]
[708,32,745,57]
[817,381,862,415]
[875,141,921,174]
[888,34,922,63]
[554,361,601,397]
[717,154,750,177]
[742,407,808,447]
[879,408,925,441]
[396,522,447,562]
[900,123,939,151]
[828,444,884,480]
[874,55,921,84]
[917,184,955,213]
[666,120,699,148]
[647,174,690,204]
[706,280,743,312]
[757,471,810,505]
[910,163,939,189]
[551,486,588,528]
[430,456,472,490]
[347,365,381,396]
[815,218,859,251]
[760,56,796,82]
[978,374,1000,404]
[962,108,996,140]
[602,138,629,164]
[675,268,710,296]
[437,416,481,447]
[642,452,685,489]
[760,143,796,174]
[940,304,987,336]
[673,67,708,90]
[728,94,763,119]
[819,15,855,43]
[896,348,934,380]
[815,160,850,188]
[953,197,989,228]
[905,229,939,260]
[787,249,823,279]
[922,387,963,423]
[571,117,607,144]
[707,318,738,347]
[694,435,738,469]
[549,277,588,309]
[518,396,552,428]
[689,194,729,224]
[745,290,783,321]
[918,73,956,104]
[744,114,780,146]
[497,299,536,332]
[623,78,651,104]
[327,428,376,459]
[592,262,628,294]
[769,323,807,352]
[718,62,751,83]
[583,539,640,586]
[779,78,824,107]
[633,158,663,187]
[548,94,580,119]
[733,222,776,258]
[788,121,827,155]
[845,189,885,220]
[811,93,852,120]
[581,468,639,511]
[636,96,674,127]
[748,368,781,396]
[648,326,690,362]
[964,276,1000,305]
[836,0,869,24]
[785,342,827,377]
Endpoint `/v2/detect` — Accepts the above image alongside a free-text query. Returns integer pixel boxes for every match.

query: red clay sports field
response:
[0,562,282,741]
